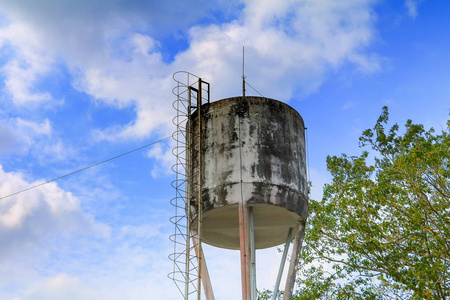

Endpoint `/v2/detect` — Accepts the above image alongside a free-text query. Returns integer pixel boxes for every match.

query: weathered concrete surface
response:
[190,97,308,249]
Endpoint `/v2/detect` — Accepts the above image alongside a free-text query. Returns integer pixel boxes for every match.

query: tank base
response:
[200,203,303,249]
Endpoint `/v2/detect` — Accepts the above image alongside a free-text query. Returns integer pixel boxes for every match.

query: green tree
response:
[294,107,450,299]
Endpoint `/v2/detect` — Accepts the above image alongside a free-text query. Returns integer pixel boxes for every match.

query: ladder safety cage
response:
[169,71,210,300]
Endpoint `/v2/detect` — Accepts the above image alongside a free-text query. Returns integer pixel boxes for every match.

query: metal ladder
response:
[169,71,211,300]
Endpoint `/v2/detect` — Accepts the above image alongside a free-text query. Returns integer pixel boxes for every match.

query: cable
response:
[0,136,171,200]
[305,128,311,198]
[245,81,264,97]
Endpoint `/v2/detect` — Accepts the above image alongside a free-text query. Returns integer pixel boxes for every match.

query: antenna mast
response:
[242,46,246,98]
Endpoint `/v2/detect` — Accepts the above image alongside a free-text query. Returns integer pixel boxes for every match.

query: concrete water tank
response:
[190,96,308,250]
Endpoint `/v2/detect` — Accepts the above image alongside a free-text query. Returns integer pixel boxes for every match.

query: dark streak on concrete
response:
[191,96,308,231]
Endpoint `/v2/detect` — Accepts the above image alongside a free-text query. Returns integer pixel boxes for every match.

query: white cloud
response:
[18,271,179,300]
[0,117,72,160]
[0,0,380,142]
[2,214,179,300]
[11,117,52,152]
[174,0,379,101]
[22,274,91,300]
[0,22,54,105]
[0,123,17,152]
[405,0,423,19]
[146,140,174,178]
[342,101,359,110]
[16,118,52,135]
[0,169,185,300]
[0,165,113,299]
[0,165,109,259]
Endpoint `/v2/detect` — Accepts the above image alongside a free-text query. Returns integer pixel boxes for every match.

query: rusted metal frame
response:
[198,78,214,300]
[271,227,293,300]
[187,79,215,300]
[283,223,306,300]
[185,86,193,299]
[192,232,215,299]
[239,202,251,300]
[172,72,211,300]
[249,206,256,300]
[196,79,203,300]
[238,96,251,300]
[200,80,210,104]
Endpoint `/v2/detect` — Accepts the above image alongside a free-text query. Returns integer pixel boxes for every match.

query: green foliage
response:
[257,289,283,300]
[296,107,450,299]
[257,289,274,300]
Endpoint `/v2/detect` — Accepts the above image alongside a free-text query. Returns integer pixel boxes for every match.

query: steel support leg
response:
[193,237,215,300]
[271,228,293,300]
[283,223,306,300]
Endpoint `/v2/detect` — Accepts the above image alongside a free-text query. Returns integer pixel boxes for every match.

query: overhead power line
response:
[0,136,171,200]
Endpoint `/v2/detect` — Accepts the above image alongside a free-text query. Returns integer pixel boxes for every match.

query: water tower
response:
[169,72,308,300]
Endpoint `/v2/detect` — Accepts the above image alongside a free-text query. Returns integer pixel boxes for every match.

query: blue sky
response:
[0,0,449,299]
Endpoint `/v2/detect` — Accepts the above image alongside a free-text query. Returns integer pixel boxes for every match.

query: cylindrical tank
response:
[190,96,308,250]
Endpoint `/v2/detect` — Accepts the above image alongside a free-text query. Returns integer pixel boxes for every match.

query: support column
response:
[249,207,256,300]
[193,237,215,300]
[283,223,306,300]
[271,228,293,300]
[239,202,251,300]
